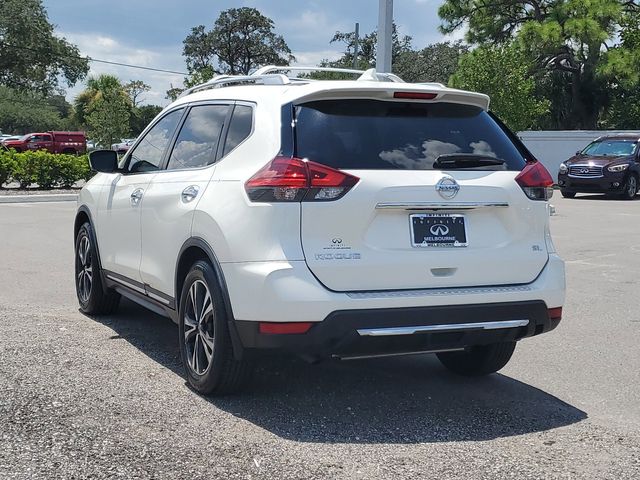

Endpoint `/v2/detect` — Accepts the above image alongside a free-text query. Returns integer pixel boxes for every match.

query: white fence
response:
[518,130,640,182]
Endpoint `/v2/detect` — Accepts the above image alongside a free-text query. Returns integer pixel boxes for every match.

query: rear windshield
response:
[582,140,637,157]
[294,100,526,170]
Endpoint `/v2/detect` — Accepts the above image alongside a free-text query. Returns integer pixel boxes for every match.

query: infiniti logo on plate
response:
[430,224,449,236]
[435,176,460,199]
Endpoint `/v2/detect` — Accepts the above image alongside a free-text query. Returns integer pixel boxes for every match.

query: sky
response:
[43,0,460,106]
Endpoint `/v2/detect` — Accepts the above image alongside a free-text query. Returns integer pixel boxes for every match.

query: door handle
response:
[181,185,200,203]
[130,188,144,206]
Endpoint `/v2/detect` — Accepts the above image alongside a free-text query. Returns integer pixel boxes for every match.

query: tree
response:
[74,74,130,127]
[316,26,464,84]
[130,105,163,136]
[394,41,468,84]
[124,80,151,107]
[313,24,414,80]
[328,24,413,71]
[0,87,64,133]
[0,0,89,94]
[450,44,550,131]
[439,0,640,129]
[75,75,132,146]
[181,7,294,85]
[601,12,640,128]
[86,90,131,148]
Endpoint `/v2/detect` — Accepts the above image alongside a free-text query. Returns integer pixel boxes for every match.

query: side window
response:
[166,104,228,170]
[126,109,183,173]
[42,135,52,142]
[223,105,253,156]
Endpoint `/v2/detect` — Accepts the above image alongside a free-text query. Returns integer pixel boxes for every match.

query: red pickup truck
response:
[3,131,87,155]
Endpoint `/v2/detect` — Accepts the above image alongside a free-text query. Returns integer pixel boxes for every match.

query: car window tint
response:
[127,109,183,173]
[295,100,526,171]
[166,105,228,170]
[223,105,253,156]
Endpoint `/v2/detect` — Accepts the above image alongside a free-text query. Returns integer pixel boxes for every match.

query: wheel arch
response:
[74,205,92,239]
[175,237,245,360]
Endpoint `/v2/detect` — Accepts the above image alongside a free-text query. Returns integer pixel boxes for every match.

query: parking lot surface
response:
[1,196,639,479]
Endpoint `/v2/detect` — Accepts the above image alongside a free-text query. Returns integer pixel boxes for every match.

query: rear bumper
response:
[235,300,559,358]
[221,254,565,323]
[222,253,565,356]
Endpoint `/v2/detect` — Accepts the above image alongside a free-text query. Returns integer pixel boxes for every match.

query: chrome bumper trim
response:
[346,285,533,299]
[356,319,530,337]
[375,201,509,211]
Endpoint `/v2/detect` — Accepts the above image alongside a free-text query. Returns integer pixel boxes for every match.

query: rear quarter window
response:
[294,100,526,171]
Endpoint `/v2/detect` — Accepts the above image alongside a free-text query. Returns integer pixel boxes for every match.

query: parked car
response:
[75,66,565,395]
[0,135,22,144]
[111,138,136,154]
[558,134,640,199]
[3,131,87,155]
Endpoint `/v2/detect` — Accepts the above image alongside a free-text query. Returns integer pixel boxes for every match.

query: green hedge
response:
[0,150,93,189]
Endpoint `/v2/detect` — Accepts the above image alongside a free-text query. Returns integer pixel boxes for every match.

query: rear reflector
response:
[548,307,563,321]
[393,91,438,100]
[259,322,313,335]
[515,161,554,201]
[245,156,359,202]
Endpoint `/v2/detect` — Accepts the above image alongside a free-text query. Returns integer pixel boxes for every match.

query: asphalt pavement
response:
[0,195,639,479]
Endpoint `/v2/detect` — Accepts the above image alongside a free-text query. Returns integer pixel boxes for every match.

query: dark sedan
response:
[557,135,640,200]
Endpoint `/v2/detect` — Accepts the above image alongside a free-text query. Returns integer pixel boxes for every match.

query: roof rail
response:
[254,65,404,83]
[178,73,291,98]
[178,65,406,99]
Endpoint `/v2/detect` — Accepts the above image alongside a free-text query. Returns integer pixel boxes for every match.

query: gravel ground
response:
[0,197,639,479]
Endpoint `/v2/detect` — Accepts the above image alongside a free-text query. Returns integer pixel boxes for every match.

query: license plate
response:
[410,213,468,247]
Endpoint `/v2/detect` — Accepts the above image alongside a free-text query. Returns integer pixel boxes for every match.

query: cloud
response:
[59,31,185,106]
[277,9,350,48]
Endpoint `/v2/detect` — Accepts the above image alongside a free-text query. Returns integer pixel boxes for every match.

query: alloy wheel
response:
[628,176,637,197]
[183,279,215,375]
[76,235,92,303]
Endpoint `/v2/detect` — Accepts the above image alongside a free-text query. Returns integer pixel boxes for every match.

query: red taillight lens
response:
[245,156,359,202]
[548,307,562,321]
[393,91,438,100]
[515,161,554,201]
[259,322,313,334]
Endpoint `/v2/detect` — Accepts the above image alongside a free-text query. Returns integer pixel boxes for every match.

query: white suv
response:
[75,66,565,395]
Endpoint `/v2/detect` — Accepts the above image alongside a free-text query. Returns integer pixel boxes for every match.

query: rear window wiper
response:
[434,154,506,170]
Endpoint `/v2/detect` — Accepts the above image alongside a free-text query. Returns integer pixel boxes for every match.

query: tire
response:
[560,190,576,198]
[178,260,252,395]
[436,341,516,376]
[75,222,120,315]
[620,174,638,200]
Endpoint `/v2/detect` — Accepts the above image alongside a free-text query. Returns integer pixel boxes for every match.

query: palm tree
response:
[74,74,129,126]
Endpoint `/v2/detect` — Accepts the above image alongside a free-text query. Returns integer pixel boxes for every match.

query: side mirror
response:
[89,150,119,173]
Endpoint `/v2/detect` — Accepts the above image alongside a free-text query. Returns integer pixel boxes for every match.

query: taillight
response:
[245,156,359,202]
[515,161,554,201]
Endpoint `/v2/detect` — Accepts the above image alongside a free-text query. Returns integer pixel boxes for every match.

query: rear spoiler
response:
[290,87,490,111]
